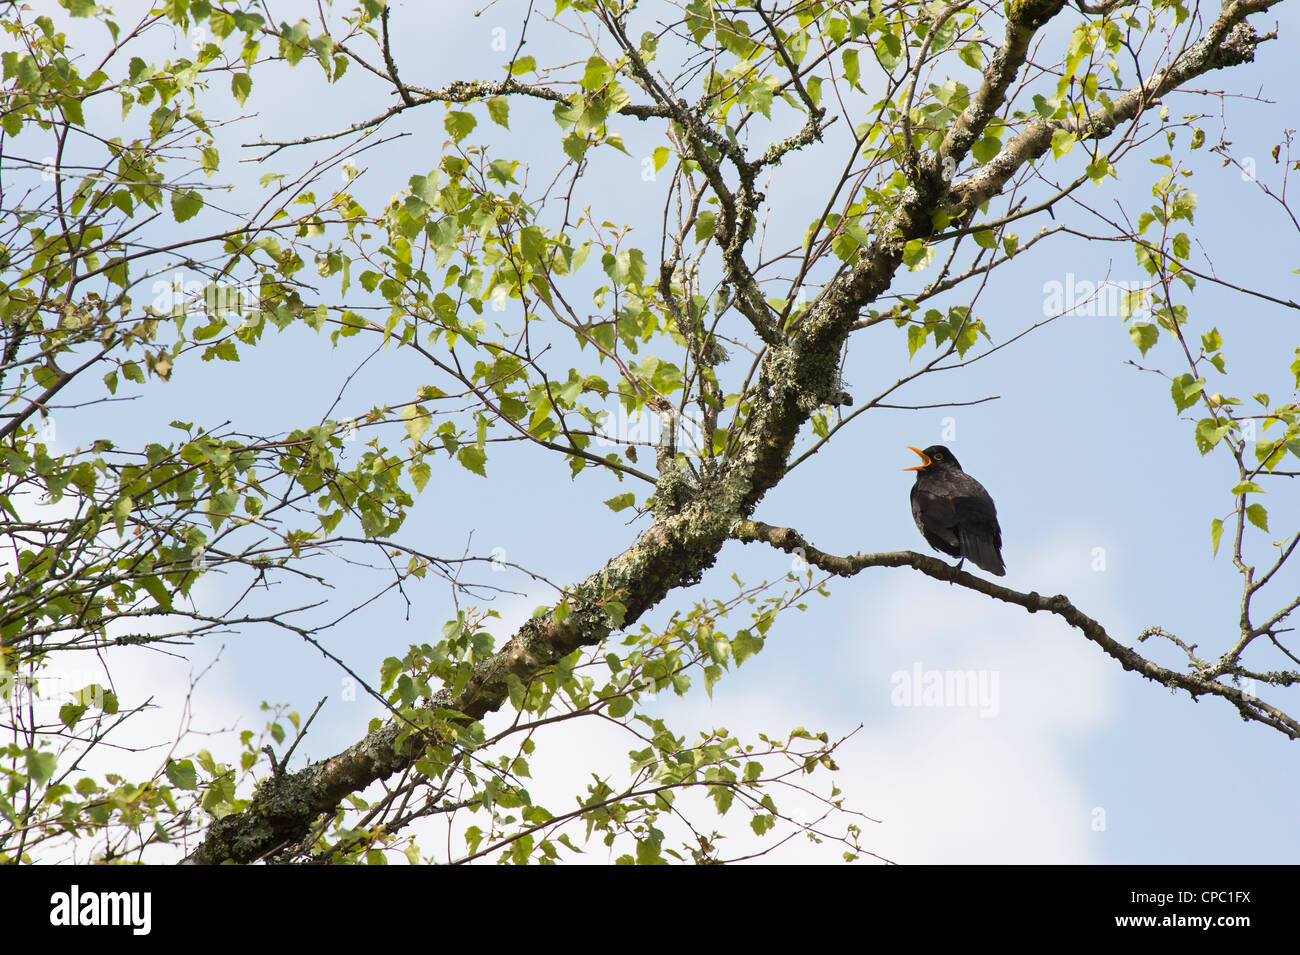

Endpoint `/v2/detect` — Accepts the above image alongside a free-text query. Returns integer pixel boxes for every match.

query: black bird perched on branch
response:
[905,445,1005,576]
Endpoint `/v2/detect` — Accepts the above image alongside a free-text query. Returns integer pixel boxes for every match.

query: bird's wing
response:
[911,484,961,552]
[950,475,1005,575]
[949,475,1000,529]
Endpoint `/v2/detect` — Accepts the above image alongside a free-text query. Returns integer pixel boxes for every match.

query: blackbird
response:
[905,445,1005,576]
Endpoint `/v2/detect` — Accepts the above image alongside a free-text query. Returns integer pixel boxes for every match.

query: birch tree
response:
[1,0,1295,864]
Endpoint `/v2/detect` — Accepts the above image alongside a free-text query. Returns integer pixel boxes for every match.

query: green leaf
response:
[488,158,518,184]
[842,220,870,250]
[732,630,764,665]
[1086,157,1113,184]
[581,56,613,91]
[841,48,860,86]
[59,701,87,728]
[1129,322,1158,356]
[171,189,203,222]
[876,31,902,69]
[1245,503,1268,532]
[1194,418,1232,455]
[444,110,477,143]
[906,324,926,357]
[231,72,251,105]
[603,600,626,628]
[1210,517,1223,556]
[166,759,198,790]
[1170,373,1204,413]
[409,461,431,492]
[457,445,487,477]
[114,494,133,535]
[487,96,509,128]
[602,248,646,287]
[140,574,173,611]
[902,238,934,271]
[402,405,430,444]
[604,492,635,512]
[694,210,717,243]
[562,132,587,163]
[1229,481,1264,495]
[971,135,1000,164]
[1050,129,1076,158]
[26,750,58,786]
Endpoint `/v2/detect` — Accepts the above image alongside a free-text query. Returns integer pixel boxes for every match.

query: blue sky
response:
[21,0,1300,862]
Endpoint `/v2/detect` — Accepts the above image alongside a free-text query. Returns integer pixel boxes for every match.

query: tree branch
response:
[732,520,1300,741]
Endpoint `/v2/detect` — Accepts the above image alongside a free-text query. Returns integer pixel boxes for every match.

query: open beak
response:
[903,446,931,471]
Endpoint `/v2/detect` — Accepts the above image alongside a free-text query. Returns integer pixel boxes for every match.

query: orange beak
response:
[903,446,931,471]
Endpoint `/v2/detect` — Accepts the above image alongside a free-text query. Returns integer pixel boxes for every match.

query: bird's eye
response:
[933,452,943,460]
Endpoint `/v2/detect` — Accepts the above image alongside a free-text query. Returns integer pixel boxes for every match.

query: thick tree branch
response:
[183,498,733,863]
[950,0,1279,212]
[937,0,1067,170]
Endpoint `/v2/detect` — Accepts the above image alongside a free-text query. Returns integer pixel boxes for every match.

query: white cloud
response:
[824,534,1122,862]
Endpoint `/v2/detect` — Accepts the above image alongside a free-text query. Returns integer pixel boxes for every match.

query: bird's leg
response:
[951,557,964,583]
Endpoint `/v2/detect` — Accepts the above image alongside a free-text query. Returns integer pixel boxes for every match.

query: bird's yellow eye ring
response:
[933,452,943,460]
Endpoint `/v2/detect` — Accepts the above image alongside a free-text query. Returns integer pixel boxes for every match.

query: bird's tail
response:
[960,528,1006,576]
